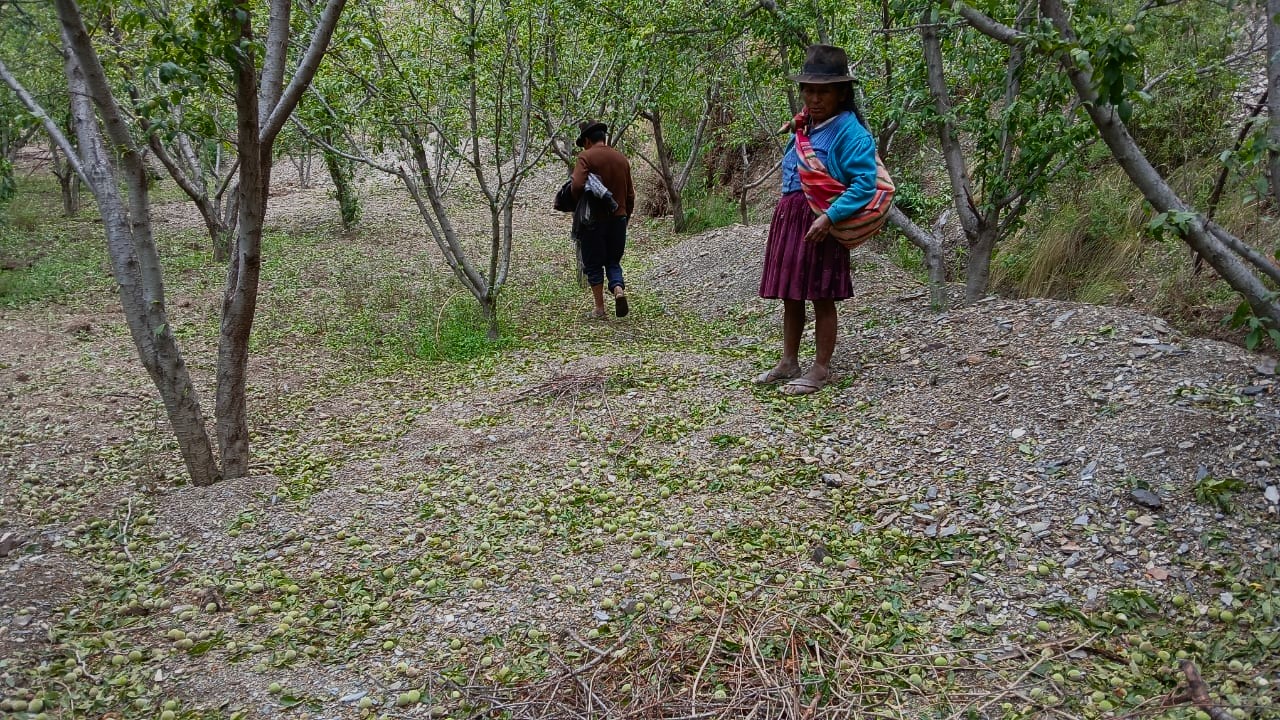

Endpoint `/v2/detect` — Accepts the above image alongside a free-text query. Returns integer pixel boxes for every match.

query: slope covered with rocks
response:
[1,215,1277,719]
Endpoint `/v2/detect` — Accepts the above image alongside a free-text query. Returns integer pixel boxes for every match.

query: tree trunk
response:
[56,18,220,486]
[481,295,498,341]
[964,225,998,304]
[921,7,983,301]
[1267,0,1280,208]
[322,145,359,228]
[58,166,80,215]
[642,108,688,232]
[888,206,948,310]
[216,3,266,481]
[670,191,687,233]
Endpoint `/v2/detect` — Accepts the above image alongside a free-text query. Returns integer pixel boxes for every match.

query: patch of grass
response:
[414,299,507,362]
[881,233,925,280]
[0,177,107,307]
[994,167,1146,300]
[681,186,741,235]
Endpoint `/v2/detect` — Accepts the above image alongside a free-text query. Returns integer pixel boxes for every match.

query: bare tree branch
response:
[920,9,980,236]
[260,0,291,125]
[261,0,347,147]
[948,1,1027,44]
[0,57,85,183]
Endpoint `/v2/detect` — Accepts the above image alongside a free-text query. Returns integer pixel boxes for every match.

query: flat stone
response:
[1240,385,1268,396]
[1080,460,1098,481]
[1130,489,1163,509]
[0,532,26,557]
[1051,310,1077,329]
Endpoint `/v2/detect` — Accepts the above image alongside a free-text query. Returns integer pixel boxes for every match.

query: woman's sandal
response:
[780,376,828,396]
[755,366,801,385]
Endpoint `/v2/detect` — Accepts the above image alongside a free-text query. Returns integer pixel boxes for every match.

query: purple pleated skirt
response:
[758,191,853,301]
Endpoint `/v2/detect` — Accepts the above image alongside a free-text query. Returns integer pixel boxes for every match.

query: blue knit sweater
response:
[780,110,878,223]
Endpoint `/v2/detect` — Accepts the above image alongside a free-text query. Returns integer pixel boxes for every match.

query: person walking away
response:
[572,120,636,319]
[756,45,878,395]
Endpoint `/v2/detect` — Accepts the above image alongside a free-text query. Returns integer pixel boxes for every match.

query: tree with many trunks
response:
[0,0,347,485]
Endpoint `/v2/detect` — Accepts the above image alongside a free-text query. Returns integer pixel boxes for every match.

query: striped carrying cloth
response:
[792,111,895,249]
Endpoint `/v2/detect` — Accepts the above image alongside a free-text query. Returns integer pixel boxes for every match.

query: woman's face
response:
[801,83,846,123]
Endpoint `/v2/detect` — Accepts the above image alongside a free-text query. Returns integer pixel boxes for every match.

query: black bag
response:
[553,180,575,213]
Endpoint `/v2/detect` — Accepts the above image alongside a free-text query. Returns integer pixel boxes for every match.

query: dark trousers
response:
[580,215,627,290]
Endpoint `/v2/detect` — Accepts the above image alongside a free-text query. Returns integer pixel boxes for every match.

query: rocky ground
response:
[1,179,1277,720]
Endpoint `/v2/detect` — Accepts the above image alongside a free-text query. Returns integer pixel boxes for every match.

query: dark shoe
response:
[612,287,629,318]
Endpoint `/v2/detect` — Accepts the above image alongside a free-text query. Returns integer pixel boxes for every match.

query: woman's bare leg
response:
[757,299,805,383]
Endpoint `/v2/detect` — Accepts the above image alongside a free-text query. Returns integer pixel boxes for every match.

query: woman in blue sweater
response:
[757,45,878,395]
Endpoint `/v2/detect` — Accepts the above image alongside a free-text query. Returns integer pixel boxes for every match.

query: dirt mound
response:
[642,223,925,321]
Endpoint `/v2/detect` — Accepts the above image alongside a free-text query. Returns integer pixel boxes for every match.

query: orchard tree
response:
[306,0,553,339]
[1,0,347,485]
[951,0,1280,334]
[916,2,1086,303]
[0,4,69,208]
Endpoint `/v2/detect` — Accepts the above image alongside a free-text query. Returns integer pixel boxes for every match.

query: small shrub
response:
[1193,474,1246,514]
[681,186,740,235]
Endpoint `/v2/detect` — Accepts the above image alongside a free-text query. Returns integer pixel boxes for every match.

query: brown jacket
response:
[571,144,635,218]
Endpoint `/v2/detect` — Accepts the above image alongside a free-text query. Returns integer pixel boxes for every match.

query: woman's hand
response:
[804,213,832,243]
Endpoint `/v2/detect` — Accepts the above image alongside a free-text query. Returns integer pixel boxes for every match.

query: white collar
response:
[811,113,842,131]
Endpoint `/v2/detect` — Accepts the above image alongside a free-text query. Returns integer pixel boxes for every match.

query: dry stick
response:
[1178,660,1236,720]
[433,291,466,346]
[551,652,608,718]
[1009,689,1081,720]
[561,627,634,678]
[1197,88,1269,274]
[954,632,1102,720]
[119,499,135,563]
[689,601,730,714]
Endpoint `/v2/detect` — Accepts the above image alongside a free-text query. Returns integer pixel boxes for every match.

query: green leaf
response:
[1228,301,1251,328]
[1117,99,1133,123]
[157,62,183,83]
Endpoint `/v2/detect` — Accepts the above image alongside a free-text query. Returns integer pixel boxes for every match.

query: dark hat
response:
[575,120,608,148]
[790,44,855,84]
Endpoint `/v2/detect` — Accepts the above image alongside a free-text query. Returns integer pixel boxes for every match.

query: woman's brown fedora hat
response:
[790,44,855,84]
